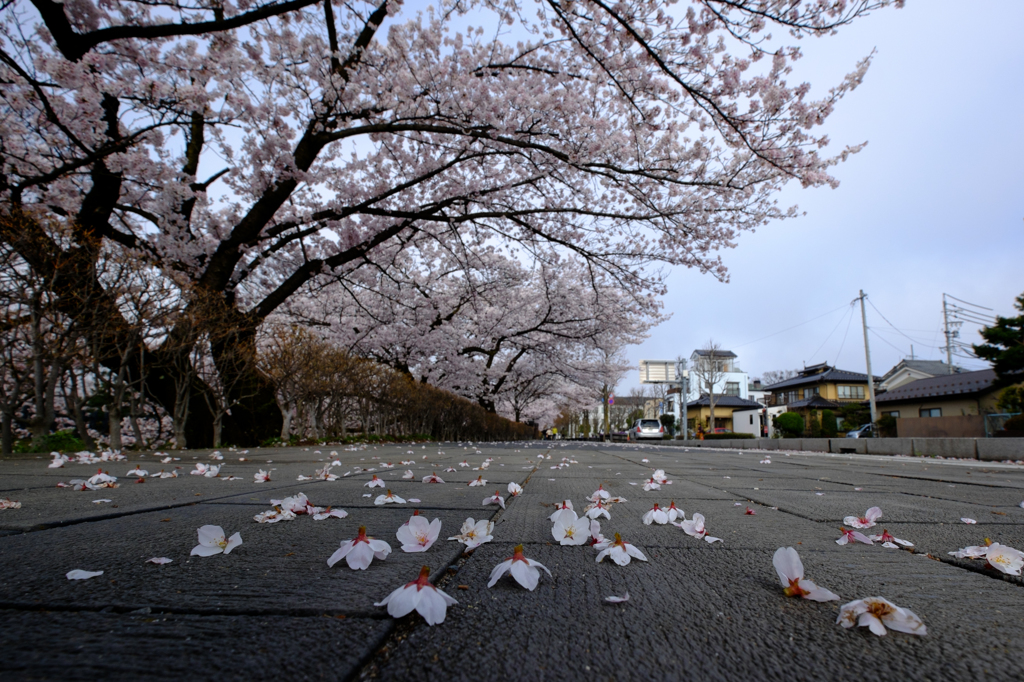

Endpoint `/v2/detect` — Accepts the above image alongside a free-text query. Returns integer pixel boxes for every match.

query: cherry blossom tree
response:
[0,0,902,445]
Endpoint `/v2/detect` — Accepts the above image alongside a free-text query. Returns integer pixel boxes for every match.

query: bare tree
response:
[691,340,728,432]
[760,369,800,387]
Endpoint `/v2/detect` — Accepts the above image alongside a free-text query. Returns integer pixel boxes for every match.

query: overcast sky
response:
[618,0,1024,393]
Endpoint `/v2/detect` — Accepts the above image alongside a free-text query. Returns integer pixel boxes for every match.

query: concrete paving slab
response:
[0,609,391,681]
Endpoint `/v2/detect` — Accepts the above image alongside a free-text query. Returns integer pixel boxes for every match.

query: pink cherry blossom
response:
[328,526,392,570]
[397,515,442,553]
[836,527,874,546]
[772,547,839,602]
[837,598,927,637]
[375,566,457,626]
[843,507,882,529]
[488,545,551,591]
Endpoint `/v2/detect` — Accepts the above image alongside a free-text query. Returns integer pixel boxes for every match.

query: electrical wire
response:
[808,303,854,362]
[833,306,856,365]
[870,328,907,355]
[732,303,850,349]
[867,299,936,348]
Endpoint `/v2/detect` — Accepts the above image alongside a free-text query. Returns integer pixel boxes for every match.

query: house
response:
[878,359,962,392]
[747,379,768,405]
[874,369,1004,419]
[684,394,763,432]
[763,362,877,427]
[733,404,788,437]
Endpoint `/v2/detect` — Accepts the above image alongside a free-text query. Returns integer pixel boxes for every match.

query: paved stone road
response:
[2,441,1024,681]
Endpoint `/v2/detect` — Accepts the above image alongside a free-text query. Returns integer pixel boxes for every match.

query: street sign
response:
[608,394,615,405]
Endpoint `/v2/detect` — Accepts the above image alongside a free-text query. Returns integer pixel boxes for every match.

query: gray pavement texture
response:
[2,442,1024,681]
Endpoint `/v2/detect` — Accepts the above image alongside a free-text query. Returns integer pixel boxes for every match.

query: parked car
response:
[628,419,665,441]
[711,428,732,434]
[846,424,876,438]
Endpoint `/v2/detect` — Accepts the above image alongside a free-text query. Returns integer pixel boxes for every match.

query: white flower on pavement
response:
[87,470,117,486]
[548,500,574,522]
[652,469,671,485]
[422,472,444,483]
[868,529,913,549]
[459,460,470,467]
[772,547,839,602]
[585,500,611,520]
[642,478,661,491]
[837,597,927,637]
[488,545,551,591]
[468,475,487,487]
[191,463,211,476]
[985,543,1024,575]
[328,526,392,570]
[605,592,630,603]
[312,506,348,521]
[365,474,385,488]
[961,518,977,524]
[448,518,494,549]
[589,484,610,501]
[589,520,609,549]
[552,515,591,545]
[673,512,722,543]
[66,569,103,580]
[146,557,173,565]
[375,489,406,505]
[253,469,271,483]
[444,467,457,473]
[126,466,148,477]
[508,482,523,497]
[152,470,178,479]
[191,525,243,556]
[253,509,295,523]
[375,566,458,626]
[836,527,874,546]
[948,545,989,559]
[596,533,648,566]
[642,503,669,525]
[402,470,415,479]
[0,498,22,509]
[49,454,69,468]
[665,501,684,523]
[397,514,442,552]
[843,506,882,529]
[483,490,506,509]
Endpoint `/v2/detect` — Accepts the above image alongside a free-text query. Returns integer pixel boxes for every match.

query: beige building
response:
[875,368,1005,419]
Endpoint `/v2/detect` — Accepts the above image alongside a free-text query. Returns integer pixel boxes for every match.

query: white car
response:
[628,419,665,441]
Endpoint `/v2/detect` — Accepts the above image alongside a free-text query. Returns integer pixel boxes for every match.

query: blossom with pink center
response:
[468,475,487,487]
[422,472,445,483]
[836,527,874,546]
[191,525,243,557]
[483,490,505,509]
[312,506,348,521]
[546,500,574,524]
[0,498,22,509]
[596,533,648,566]
[585,500,611,520]
[773,547,839,602]
[328,526,392,570]
[837,597,927,637]
[253,469,271,483]
[589,484,610,501]
[488,545,552,591]
[843,506,882,529]
[589,520,609,549]
[745,507,756,516]
[459,460,470,467]
[552,514,591,545]
[642,478,661,491]
[375,489,406,505]
[652,470,671,484]
[127,466,148,477]
[868,529,913,549]
[673,513,722,544]
[396,514,442,552]
[642,503,669,525]
[507,482,523,497]
[447,517,494,549]
[365,475,386,488]
[665,501,684,523]
[444,467,457,472]
[375,566,458,625]
[985,543,1024,575]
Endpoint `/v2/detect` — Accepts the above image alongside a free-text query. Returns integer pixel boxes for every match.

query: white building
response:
[665,348,751,429]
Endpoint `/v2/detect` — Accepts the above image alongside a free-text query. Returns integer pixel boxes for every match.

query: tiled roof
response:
[692,349,738,358]
[881,359,961,381]
[686,394,762,409]
[876,369,997,403]
[785,395,842,410]
[763,366,876,391]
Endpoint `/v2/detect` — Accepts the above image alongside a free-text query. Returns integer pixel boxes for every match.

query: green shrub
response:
[876,414,898,438]
[773,412,804,438]
[821,409,838,437]
[16,430,86,453]
[808,416,822,437]
[997,387,1024,414]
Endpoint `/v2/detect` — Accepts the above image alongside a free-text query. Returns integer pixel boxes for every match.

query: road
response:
[1,441,1023,681]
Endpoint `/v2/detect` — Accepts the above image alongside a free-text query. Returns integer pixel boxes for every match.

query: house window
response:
[749,415,754,425]
[837,385,865,399]
[920,408,941,418]
[884,411,900,418]
[802,386,819,399]
[725,382,740,396]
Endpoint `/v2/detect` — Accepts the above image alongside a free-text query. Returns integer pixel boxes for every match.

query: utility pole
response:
[857,290,878,424]
[942,293,954,374]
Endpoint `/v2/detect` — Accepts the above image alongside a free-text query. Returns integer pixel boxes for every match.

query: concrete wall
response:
[665,436,1024,461]
[897,415,985,438]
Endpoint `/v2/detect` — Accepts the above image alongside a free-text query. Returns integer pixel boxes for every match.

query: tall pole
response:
[942,293,954,373]
[858,290,878,424]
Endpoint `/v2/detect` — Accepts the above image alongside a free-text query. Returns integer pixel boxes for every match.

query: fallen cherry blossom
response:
[843,506,882,529]
[397,514,442,552]
[985,543,1024,575]
[365,475,386,488]
[552,514,591,545]
[468,475,487,487]
[66,569,103,580]
[126,466,148,477]
[596,533,648,566]
[589,484,610,501]
[191,525,243,556]
[483,490,506,509]
[488,545,551,591]
[375,490,407,505]
[0,498,22,509]
[585,500,612,520]
[328,527,392,570]
[448,518,494,549]
[674,513,722,544]
[836,527,874,546]
[147,557,173,565]
[745,507,756,515]
[375,566,457,626]
[665,501,684,522]
[642,503,669,525]
[253,470,271,483]
[642,478,661,492]
[507,482,523,497]
[961,518,977,524]
[837,597,927,637]
[312,507,349,521]
[868,530,913,549]
[422,472,445,483]
[772,547,839,602]
[605,592,630,604]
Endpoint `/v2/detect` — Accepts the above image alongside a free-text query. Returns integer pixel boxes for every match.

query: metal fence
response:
[986,413,1022,437]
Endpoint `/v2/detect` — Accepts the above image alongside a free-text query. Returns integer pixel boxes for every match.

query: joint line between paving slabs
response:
[351,452,547,681]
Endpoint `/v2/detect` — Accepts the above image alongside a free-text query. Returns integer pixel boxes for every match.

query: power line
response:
[867,299,928,349]
[944,294,993,311]
[808,303,854,362]
[732,303,849,349]
[870,328,907,355]
[833,305,856,365]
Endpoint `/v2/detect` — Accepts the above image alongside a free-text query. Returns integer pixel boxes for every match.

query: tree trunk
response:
[129,393,145,448]
[212,411,223,448]
[64,370,96,451]
[1,407,14,456]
